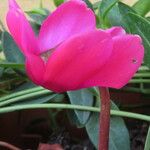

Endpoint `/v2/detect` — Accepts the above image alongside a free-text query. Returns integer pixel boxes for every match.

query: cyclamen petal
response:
[6,0,38,55]
[38,0,96,53]
[43,30,113,92]
[104,26,126,36]
[8,0,19,9]
[25,54,45,85]
[82,35,144,89]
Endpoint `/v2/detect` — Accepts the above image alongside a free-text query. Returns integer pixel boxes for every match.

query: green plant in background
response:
[0,0,150,149]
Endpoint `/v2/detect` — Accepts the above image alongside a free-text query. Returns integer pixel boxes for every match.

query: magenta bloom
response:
[7,0,144,92]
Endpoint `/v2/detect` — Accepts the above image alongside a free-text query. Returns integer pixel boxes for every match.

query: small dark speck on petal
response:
[132,59,138,64]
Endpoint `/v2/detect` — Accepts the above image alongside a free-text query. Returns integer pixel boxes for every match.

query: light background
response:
[0,0,137,29]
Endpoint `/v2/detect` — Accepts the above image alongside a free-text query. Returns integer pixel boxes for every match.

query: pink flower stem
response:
[98,87,110,150]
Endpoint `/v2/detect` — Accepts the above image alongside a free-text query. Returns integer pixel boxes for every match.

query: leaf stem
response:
[134,72,150,77]
[0,90,51,107]
[0,87,44,102]
[0,103,149,121]
[122,87,150,94]
[130,79,150,83]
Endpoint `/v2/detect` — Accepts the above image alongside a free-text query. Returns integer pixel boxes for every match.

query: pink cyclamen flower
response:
[6,0,144,93]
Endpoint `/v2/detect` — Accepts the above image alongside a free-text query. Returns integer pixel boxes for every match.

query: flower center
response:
[41,48,55,63]
[41,51,51,62]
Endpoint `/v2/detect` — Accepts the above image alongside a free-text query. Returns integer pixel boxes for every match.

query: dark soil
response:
[127,120,149,150]
[47,129,95,150]
[0,109,149,150]
[41,121,149,150]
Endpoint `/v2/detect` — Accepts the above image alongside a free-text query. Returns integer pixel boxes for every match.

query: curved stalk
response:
[0,103,149,122]
[0,87,45,102]
[0,90,51,107]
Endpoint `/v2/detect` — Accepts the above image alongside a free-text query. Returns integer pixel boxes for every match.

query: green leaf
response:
[83,0,93,10]
[13,82,37,92]
[86,102,130,150]
[67,110,85,128]
[126,13,150,67]
[13,94,58,105]
[30,22,41,35]
[146,17,150,22]
[105,2,150,67]
[144,126,150,150]
[106,2,135,32]
[26,8,49,25]
[0,67,3,78]
[0,62,24,69]
[133,0,150,16]
[53,0,64,7]
[2,32,25,63]
[27,8,48,16]
[99,0,118,21]
[7,82,60,106]
[51,94,64,103]
[0,43,3,52]
[67,88,94,125]
[88,87,99,97]
[93,1,101,10]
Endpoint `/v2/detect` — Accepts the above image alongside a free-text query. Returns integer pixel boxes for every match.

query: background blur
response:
[0,0,137,29]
